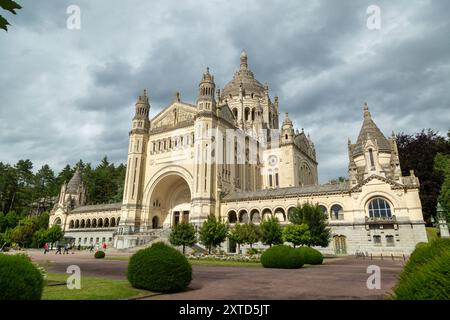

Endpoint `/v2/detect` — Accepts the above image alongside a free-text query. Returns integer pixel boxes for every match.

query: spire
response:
[353,102,390,156]
[363,102,371,119]
[66,166,82,193]
[240,50,248,70]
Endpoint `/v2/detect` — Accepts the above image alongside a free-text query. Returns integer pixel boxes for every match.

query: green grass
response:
[188,259,261,267]
[42,273,154,300]
[426,227,439,242]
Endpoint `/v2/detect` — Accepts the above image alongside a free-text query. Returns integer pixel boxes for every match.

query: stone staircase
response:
[117,227,209,254]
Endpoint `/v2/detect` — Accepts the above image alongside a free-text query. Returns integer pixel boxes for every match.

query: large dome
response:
[221,50,266,99]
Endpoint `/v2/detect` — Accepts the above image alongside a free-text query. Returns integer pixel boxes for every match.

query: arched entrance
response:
[148,174,191,228]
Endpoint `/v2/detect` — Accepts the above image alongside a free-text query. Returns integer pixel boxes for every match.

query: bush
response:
[127,242,192,292]
[393,250,450,300]
[402,238,450,277]
[0,253,44,300]
[260,245,304,269]
[247,248,258,255]
[297,247,323,265]
[392,238,450,300]
[94,250,105,259]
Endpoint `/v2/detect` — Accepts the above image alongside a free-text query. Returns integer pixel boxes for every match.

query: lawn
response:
[426,227,439,242]
[42,273,154,300]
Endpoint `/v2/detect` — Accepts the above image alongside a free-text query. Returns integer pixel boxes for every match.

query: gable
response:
[151,102,196,130]
[350,174,407,193]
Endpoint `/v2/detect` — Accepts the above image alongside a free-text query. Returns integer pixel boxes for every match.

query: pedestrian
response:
[55,245,62,254]
[89,244,94,252]
[95,243,100,252]
[43,242,49,254]
[102,243,107,251]
[77,244,81,251]
[63,243,69,255]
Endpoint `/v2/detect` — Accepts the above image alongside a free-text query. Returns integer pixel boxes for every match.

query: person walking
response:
[55,245,62,254]
[43,242,49,254]
[89,244,94,252]
[102,242,107,251]
[63,243,69,255]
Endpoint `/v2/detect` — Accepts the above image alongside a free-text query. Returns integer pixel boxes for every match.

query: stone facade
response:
[49,51,427,254]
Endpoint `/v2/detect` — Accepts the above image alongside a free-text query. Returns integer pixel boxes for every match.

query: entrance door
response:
[173,212,180,226]
[152,216,158,229]
[334,235,347,255]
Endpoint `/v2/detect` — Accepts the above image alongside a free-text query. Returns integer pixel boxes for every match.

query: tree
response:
[397,130,450,223]
[198,215,228,254]
[228,223,245,253]
[11,223,35,247]
[5,211,18,229]
[241,223,261,249]
[260,216,283,247]
[169,222,197,254]
[282,224,311,248]
[45,225,64,245]
[435,153,450,221]
[288,203,331,247]
[0,0,22,31]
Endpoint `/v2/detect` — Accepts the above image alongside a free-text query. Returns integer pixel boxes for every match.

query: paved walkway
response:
[27,250,404,300]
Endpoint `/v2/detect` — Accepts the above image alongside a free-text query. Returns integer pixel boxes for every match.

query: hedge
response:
[296,247,323,265]
[260,245,304,269]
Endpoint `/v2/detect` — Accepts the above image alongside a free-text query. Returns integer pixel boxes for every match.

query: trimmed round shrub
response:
[0,253,44,300]
[393,250,450,300]
[261,245,304,269]
[94,251,105,259]
[297,247,323,265]
[127,242,192,292]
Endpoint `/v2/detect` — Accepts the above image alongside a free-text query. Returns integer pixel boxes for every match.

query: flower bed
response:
[186,253,261,263]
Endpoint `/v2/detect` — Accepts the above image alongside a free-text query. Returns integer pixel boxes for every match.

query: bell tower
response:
[119,90,150,235]
[192,68,218,226]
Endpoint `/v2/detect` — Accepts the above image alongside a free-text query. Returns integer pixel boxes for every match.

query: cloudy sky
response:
[1,0,449,183]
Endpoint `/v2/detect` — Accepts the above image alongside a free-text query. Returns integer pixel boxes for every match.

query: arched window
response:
[75,220,80,228]
[92,219,97,228]
[262,208,272,220]
[110,217,116,227]
[318,205,328,218]
[330,204,344,220]
[86,219,91,228]
[104,218,109,228]
[368,198,392,219]
[228,211,237,223]
[250,210,260,223]
[80,219,85,228]
[239,210,249,223]
[274,208,286,222]
[69,220,74,229]
[98,218,103,228]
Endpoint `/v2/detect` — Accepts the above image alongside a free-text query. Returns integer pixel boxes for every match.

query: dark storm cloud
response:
[0,0,449,183]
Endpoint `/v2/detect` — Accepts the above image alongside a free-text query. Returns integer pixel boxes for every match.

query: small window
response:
[368,149,375,168]
[373,235,382,246]
[386,235,395,247]
[275,173,279,187]
[269,174,273,187]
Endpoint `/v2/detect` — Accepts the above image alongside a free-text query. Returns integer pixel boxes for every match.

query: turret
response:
[197,67,216,114]
[281,112,295,144]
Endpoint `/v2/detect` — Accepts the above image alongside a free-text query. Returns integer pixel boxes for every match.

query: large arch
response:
[144,168,193,228]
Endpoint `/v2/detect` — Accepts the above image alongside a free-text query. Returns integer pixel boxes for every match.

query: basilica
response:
[49,51,427,255]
